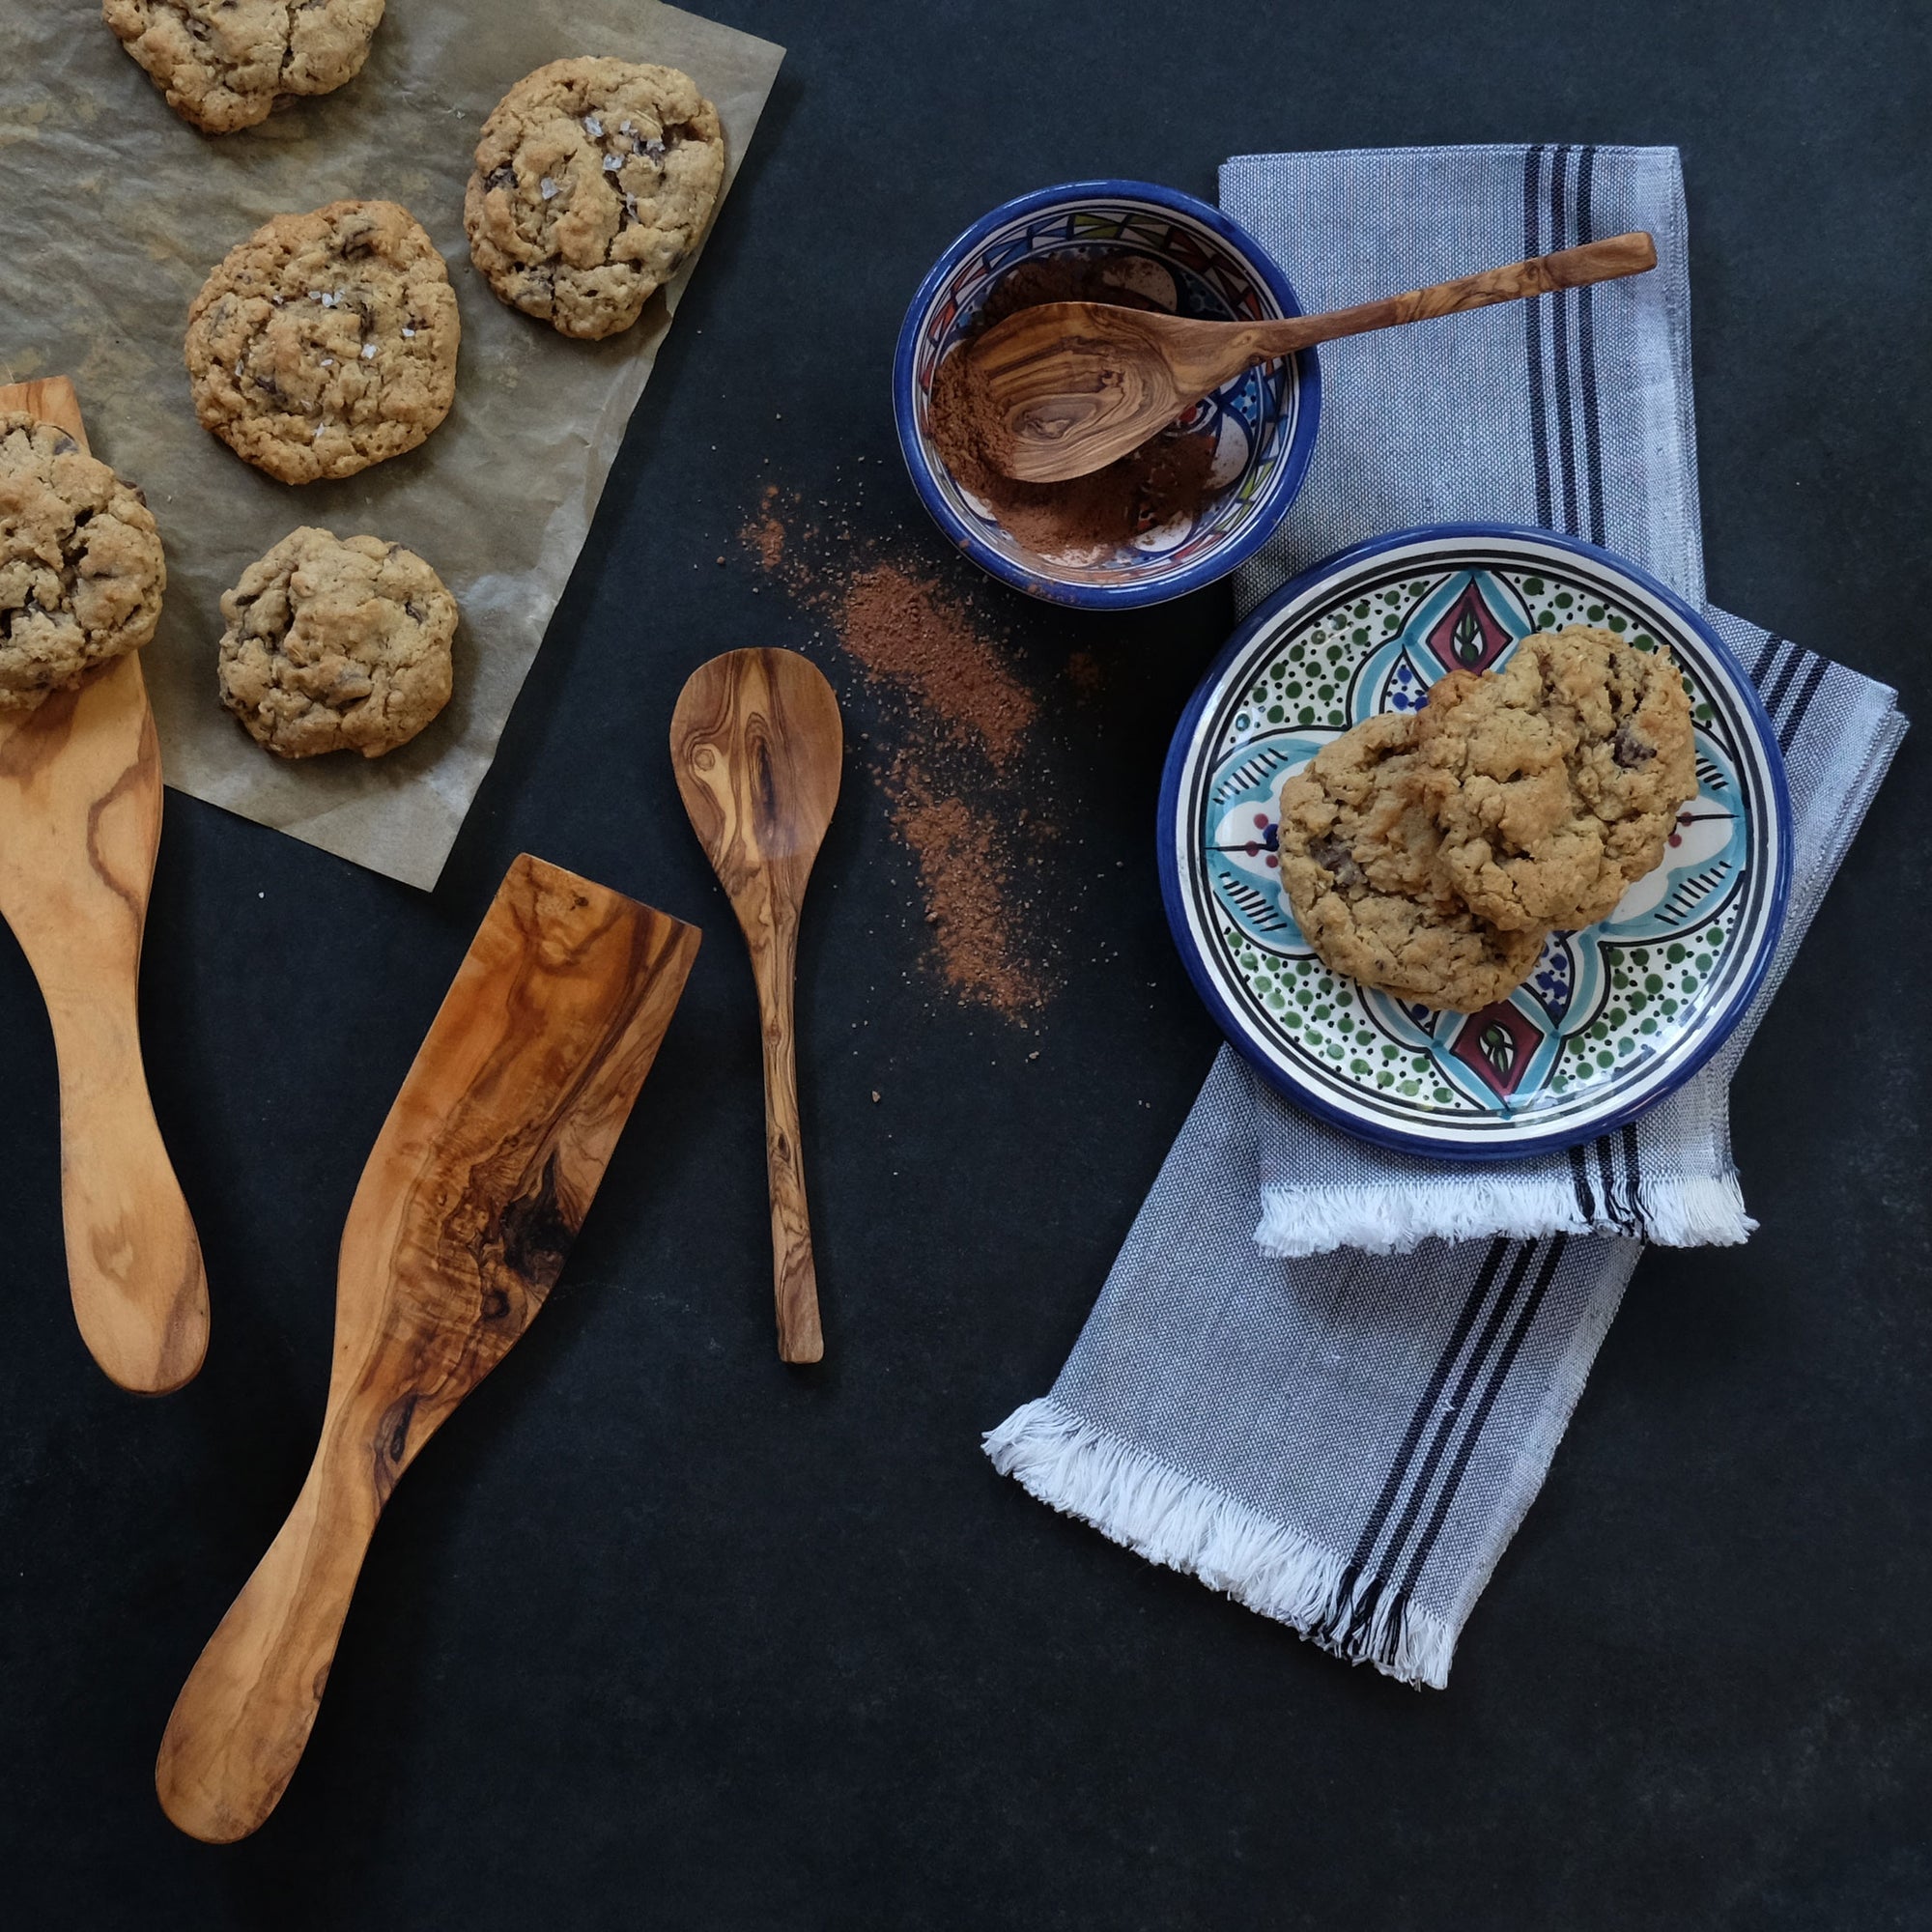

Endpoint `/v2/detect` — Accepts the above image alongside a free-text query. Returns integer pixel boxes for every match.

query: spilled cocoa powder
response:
[925,252,1221,556]
[738,485,1061,1019]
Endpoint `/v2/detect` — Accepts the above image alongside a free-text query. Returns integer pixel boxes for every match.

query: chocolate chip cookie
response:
[103,0,384,135]
[1277,712,1547,1011]
[0,412,166,712]
[217,526,455,757]
[464,58,724,340]
[1413,625,1698,933]
[185,201,460,485]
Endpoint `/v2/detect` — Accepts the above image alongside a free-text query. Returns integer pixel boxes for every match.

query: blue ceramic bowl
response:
[1158,525,1794,1160]
[893,181,1321,609]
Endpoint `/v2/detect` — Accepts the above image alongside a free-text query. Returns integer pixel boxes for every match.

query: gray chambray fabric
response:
[984,146,1906,1687]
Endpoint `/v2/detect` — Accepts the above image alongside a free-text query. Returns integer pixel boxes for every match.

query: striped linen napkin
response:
[984,145,1906,1687]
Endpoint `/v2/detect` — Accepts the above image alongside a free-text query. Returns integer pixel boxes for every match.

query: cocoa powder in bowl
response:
[925,253,1222,559]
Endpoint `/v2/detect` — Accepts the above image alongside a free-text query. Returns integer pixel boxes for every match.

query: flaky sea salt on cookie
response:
[103,0,384,135]
[1277,712,1547,1012]
[0,412,166,711]
[217,526,456,758]
[1414,625,1698,934]
[185,201,460,486]
[464,57,725,340]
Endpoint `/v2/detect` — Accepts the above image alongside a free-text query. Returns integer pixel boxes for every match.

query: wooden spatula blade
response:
[155,854,699,1842]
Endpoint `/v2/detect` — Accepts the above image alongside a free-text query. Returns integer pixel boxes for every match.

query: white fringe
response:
[983,1397,1458,1689]
[1254,1172,1754,1259]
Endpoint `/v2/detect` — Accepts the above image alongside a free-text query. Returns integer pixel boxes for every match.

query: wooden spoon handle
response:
[1209,231,1657,373]
[156,1436,379,1843]
[753,912,822,1364]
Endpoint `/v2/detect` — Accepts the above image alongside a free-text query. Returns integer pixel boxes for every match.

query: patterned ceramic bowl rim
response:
[1157,524,1795,1160]
[891,179,1322,610]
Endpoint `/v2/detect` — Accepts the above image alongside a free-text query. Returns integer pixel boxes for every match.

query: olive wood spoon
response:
[963,230,1658,483]
[670,648,841,1364]
[155,855,701,1841]
[0,376,207,1393]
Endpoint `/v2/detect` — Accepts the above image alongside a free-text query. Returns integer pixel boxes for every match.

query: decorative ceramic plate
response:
[1158,526,1793,1159]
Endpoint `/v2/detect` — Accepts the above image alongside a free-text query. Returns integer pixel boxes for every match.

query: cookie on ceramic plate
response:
[185,200,460,486]
[217,526,455,758]
[103,0,384,134]
[1414,624,1698,933]
[1277,710,1546,1012]
[0,412,166,711]
[464,57,724,340]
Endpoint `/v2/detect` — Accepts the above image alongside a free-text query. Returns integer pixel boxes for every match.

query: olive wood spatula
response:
[155,853,700,1842]
[0,376,207,1393]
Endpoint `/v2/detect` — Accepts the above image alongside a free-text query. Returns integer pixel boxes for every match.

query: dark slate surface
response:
[2,2,1926,1925]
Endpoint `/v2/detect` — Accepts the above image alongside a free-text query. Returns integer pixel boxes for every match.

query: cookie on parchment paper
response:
[464,57,725,341]
[0,412,166,712]
[1277,711,1547,1013]
[1413,625,1698,934]
[217,526,456,759]
[185,200,460,486]
[103,0,384,135]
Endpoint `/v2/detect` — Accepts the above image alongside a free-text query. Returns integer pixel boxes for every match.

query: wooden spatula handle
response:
[154,1437,376,1843]
[752,905,822,1364]
[2,665,207,1393]
[1218,231,1657,371]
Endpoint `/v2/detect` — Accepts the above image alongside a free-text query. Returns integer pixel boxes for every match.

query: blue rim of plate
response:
[1157,524,1795,1160]
[891,178,1321,609]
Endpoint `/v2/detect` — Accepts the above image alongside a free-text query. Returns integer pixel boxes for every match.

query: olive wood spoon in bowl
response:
[0,375,207,1393]
[670,647,841,1364]
[155,854,701,1841]
[963,230,1658,483]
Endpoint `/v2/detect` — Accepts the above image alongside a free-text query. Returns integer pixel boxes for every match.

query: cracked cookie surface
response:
[217,526,455,757]
[1278,712,1546,1011]
[0,412,166,712]
[464,57,724,340]
[185,200,460,485]
[103,0,384,135]
[1413,625,1698,933]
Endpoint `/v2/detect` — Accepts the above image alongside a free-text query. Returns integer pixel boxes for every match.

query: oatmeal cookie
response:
[464,58,724,340]
[103,0,384,135]
[1277,712,1547,1011]
[185,201,460,485]
[1414,625,1697,933]
[217,526,455,757]
[0,412,166,712]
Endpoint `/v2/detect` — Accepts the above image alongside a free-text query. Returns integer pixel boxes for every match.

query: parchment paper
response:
[0,1,782,887]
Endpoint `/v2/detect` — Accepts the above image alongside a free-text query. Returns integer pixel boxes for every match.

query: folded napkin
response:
[986,145,1906,1687]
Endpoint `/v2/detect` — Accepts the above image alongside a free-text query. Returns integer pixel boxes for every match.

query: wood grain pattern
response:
[669,649,841,1364]
[969,232,1659,483]
[0,377,207,1393]
[154,854,700,1842]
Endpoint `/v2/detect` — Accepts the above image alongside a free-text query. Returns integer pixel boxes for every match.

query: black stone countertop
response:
[3,3,1925,1924]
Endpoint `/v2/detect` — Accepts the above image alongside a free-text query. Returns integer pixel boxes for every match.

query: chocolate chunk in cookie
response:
[103,0,384,135]
[464,58,724,340]
[1414,625,1698,933]
[0,412,166,711]
[185,201,460,486]
[1278,712,1547,1011]
[217,526,455,757]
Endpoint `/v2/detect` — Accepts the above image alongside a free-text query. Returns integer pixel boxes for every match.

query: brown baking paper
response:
[0,1,782,887]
